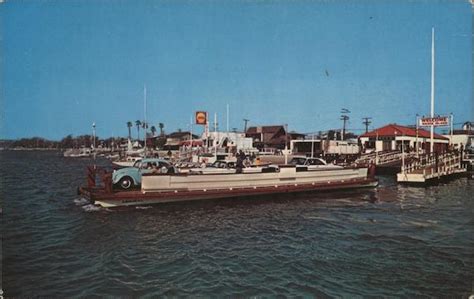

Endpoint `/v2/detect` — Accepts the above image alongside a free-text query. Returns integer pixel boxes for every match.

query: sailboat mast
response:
[144,85,147,158]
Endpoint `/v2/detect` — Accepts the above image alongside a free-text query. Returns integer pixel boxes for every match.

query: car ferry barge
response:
[78,164,378,208]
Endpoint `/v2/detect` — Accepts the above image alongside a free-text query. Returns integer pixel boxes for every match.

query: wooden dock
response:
[396,151,467,184]
[356,150,418,175]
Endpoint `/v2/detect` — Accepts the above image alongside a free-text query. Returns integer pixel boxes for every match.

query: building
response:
[291,139,360,156]
[163,131,199,150]
[201,131,254,151]
[443,121,474,153]
[246,125,305,150]
[359,124,449,154]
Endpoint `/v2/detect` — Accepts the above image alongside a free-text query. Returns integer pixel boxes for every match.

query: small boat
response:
[78,163,377,208]
[64,148,92,158]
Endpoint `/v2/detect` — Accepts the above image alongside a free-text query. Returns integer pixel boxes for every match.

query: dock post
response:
[103,172,113,194]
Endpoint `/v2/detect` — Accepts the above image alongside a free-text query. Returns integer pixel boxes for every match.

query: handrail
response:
[401,151,462,175]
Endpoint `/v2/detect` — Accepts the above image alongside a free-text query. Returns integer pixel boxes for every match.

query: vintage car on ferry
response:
[188,160,237,174]
[289,156,343,170]
[112,158,174,189]
[188,160,278,175]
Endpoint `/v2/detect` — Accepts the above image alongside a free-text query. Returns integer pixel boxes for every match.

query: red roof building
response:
[359,124,449,154]
[360,124,448,140]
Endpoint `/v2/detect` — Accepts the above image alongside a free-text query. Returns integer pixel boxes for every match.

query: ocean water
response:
[1,151,473,297]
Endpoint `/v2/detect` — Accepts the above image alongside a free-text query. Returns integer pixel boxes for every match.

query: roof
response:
[167,131,198,139]
[360,124,448,140]
[246,126,284,134]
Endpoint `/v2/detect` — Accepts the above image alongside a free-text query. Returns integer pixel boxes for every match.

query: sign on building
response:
[419,116,449,127]
[195,111,207,125]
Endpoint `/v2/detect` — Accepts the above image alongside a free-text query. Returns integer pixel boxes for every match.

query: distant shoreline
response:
[0,148,61,151]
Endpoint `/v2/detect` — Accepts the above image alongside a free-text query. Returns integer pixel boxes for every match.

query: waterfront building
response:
[442,121,474,153]
[202,131,254,152]
[359,124,449,154]
[163,131,199,150]
[290,139,360,156]
[245,125,305,150]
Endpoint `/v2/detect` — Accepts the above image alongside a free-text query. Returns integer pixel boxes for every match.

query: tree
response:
[135,120,142,140]
[150,126,157,136]
[158,123,164,136]
[127,121,133,140]
[60,134,74,148]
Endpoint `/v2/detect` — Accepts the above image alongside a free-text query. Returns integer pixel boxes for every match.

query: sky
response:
[2,0,473,140]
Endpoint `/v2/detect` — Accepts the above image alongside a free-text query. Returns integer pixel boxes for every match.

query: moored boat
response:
[78,163,377,207]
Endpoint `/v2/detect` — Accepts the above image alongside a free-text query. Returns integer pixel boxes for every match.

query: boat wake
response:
[81,204,102,212]
[73,198,90,206]
[135,206,153,210]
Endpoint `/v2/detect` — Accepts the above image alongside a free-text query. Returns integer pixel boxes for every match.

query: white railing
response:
[401,151,463,176]
[355,150,417,166]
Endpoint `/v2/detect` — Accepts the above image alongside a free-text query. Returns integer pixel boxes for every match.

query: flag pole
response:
[430,27,435,154]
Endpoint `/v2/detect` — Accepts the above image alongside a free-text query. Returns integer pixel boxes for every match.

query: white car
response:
[189,160,237,174]
[289,156,343,170]
[189,160,279,175]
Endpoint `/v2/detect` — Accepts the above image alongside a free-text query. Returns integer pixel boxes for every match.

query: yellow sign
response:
[195,111,207,125]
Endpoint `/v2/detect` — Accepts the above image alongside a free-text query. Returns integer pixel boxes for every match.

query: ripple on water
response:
[2,152,474,297]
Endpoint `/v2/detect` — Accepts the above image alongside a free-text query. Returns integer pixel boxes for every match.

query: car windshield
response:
[306,159,325,166]
[133,161,141,168]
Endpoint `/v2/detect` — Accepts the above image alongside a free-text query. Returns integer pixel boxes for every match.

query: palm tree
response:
[135,120,142,140]
[158,123,164,136]
[150,126,157,136]
[126,121,133,140]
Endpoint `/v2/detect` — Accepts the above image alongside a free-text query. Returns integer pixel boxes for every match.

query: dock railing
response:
[400,151,464,177]
[355,150,417,166]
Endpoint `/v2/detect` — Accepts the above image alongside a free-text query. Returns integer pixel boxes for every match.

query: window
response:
[307,159,325,166]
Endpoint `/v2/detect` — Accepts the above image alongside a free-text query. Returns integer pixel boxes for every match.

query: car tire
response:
[118,176,134,190]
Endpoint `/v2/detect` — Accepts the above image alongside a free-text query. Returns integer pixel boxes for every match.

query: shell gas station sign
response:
[419,116,450,127]
[195,111,207,125]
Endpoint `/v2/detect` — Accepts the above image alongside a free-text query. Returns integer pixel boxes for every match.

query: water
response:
[2,151,473,297]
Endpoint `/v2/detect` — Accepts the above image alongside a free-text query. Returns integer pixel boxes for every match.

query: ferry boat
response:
[78,163,377,208]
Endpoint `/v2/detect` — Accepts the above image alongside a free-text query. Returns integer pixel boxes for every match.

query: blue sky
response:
[2,0,472,140]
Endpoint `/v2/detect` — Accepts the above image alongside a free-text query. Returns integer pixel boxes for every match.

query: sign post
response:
[195,111,208,150]
[419,115,451,153]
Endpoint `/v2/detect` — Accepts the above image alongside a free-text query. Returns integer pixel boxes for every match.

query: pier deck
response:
[396,151,467,184]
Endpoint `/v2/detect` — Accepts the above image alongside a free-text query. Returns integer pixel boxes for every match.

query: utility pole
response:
[243,118,250,133]
[340,108,350,140]
[362,117,372,133]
